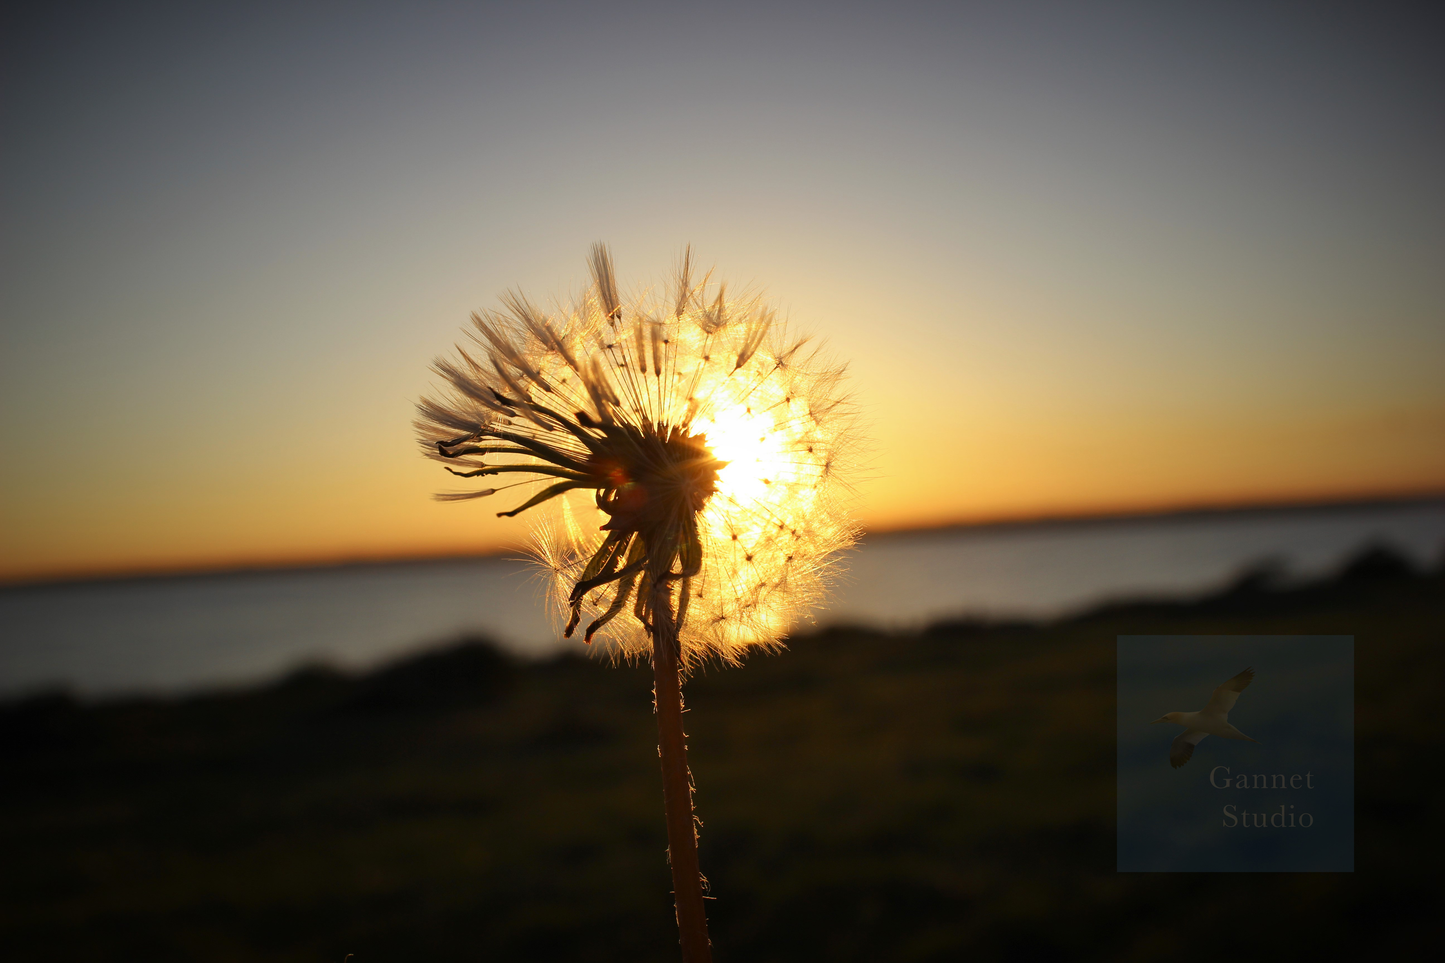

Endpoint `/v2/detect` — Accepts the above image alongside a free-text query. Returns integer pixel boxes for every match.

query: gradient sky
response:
[3,1,1443,582]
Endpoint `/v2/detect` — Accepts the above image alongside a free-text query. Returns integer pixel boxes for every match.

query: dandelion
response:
[416,244,859,961]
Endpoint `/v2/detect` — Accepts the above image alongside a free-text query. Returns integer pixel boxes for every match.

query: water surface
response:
[2,500,1440,697]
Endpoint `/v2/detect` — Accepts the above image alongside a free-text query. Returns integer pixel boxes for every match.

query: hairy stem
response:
[651,588,713,963]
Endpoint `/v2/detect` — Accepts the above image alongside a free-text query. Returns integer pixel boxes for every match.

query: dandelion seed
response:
[415,245,860,962]
[418,244,859,666]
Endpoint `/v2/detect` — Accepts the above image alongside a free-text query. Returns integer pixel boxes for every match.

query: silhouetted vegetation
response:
[2,549,1439,960]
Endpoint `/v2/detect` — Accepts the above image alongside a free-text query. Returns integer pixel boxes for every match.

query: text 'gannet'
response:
[1151,668,1260,768]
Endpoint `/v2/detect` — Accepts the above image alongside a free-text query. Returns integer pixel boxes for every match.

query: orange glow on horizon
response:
[5,480,1441,588]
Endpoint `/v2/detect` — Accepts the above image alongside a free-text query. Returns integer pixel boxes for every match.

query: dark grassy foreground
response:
[2,549,1440,961]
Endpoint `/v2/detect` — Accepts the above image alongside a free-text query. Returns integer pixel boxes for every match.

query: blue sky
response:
[3,2,1442,580]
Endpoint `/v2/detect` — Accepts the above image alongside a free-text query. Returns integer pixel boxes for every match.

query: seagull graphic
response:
[1151,668,1260,768]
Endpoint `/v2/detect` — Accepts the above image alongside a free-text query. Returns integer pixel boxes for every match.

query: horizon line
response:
[4,489,1442,591]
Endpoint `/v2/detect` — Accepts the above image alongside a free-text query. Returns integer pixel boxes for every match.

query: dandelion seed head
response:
[417,245,860,668]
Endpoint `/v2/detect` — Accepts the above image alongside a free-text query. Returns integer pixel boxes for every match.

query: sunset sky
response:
[3,2,1442,583]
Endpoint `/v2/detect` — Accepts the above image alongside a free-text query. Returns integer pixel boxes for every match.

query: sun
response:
[692,402,787,506]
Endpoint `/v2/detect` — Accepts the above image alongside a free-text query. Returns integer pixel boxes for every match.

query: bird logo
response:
[1151,668,1260,768]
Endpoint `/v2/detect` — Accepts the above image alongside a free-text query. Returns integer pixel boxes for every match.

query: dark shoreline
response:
[3,546,1438,959]
[861,489,1445,543]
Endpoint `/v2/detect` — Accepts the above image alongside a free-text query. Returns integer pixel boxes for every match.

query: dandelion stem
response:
[650,585,712,963]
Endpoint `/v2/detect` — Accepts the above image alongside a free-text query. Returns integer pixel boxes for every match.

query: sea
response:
[2,499,1441,699]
